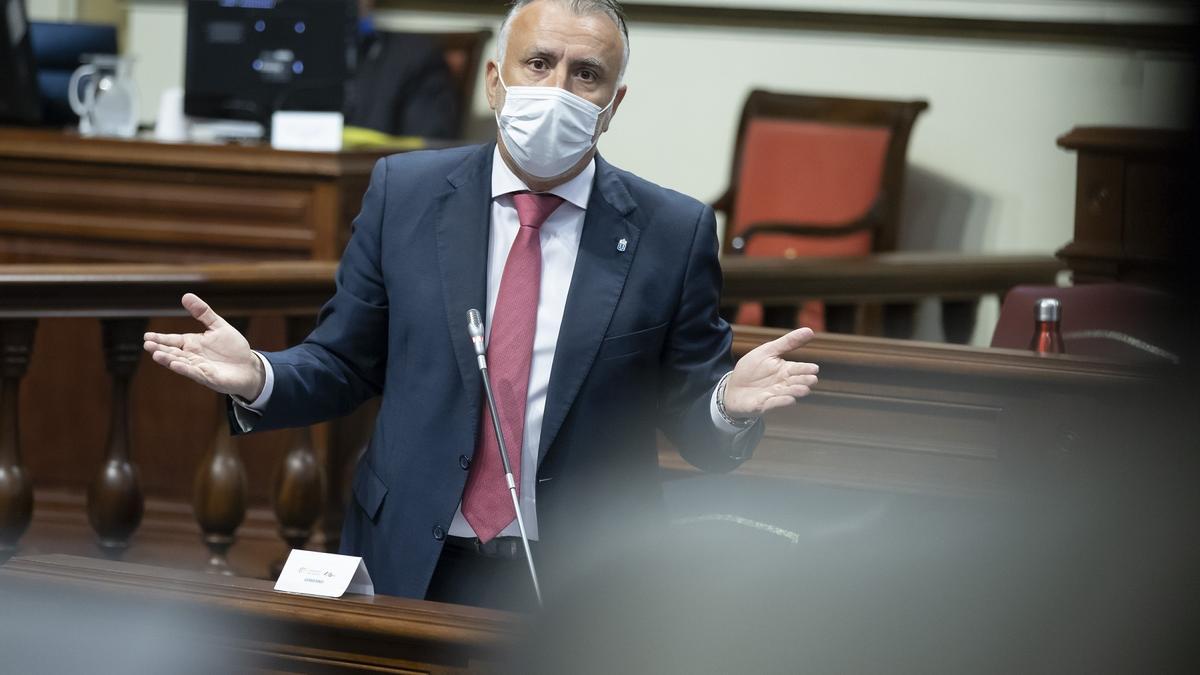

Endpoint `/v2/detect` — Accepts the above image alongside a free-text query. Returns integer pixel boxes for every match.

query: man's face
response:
[486,1,627,133]
[358,0,374,18]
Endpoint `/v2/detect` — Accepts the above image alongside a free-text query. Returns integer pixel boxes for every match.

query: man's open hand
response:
[142,293,264,401]
[723,327,819,418]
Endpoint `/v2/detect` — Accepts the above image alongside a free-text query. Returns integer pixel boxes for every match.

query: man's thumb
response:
[764,327,815,357]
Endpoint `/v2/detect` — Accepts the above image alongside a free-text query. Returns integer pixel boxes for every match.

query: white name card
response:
[274,549,374,598]
[270,111,344,152]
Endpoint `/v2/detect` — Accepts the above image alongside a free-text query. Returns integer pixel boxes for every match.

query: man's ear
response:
[484,60,501,111]
[601,84,628,133]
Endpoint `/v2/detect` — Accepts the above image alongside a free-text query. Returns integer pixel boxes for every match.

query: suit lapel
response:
[434,144,494,422]
[538,156,641,462]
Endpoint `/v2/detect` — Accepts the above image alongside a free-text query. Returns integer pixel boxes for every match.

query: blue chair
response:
[29,22,118,126]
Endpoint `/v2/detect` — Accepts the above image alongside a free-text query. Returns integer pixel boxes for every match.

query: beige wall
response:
[122,1,1195,342]
[26,0,124,43]
[26,0,75,21]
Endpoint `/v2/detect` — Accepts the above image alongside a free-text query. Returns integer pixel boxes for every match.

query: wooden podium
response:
[0,127,390,264]
[0,554,516,673]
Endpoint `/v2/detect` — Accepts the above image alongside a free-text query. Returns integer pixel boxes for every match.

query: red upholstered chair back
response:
[992,283,1184,363]
[716,91,928,329]
[732,119,888,260]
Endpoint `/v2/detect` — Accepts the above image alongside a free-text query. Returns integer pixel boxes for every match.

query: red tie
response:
[462,191,564,542]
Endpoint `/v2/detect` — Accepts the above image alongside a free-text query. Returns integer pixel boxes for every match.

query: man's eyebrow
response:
[518,47,611,75]
[521,46,560,62]
[570,56,609,74]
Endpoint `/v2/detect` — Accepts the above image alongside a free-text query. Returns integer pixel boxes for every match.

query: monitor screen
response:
[0,0,42,125]
[184,0,356,125]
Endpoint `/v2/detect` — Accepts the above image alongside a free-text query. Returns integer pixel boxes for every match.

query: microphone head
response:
[466,309,486,357]
[467,309,484,338]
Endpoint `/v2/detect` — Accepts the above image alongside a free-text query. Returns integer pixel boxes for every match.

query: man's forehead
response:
[509,2,623,56]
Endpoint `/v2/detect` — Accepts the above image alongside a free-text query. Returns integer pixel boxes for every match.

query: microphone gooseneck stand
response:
[465,309,543,607]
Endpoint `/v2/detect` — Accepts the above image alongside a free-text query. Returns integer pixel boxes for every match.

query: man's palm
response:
[724,327,819,418]
[143,293,264,400]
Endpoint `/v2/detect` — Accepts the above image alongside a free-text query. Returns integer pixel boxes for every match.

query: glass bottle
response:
[1030,298,1065,354]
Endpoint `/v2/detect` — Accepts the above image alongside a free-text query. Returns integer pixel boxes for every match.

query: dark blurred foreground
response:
[2,371,1196,675]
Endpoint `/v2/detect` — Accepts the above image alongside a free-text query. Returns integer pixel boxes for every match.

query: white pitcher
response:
[68,55,139,138]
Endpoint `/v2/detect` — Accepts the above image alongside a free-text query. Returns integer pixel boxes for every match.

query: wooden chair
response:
[714,90,928,333]
[425,30,492,139]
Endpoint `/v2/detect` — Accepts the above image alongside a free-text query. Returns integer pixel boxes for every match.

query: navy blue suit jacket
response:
[243,144,763,598]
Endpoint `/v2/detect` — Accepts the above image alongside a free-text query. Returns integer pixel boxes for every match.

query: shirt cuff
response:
[230,352,273,434]
[710,371,757,435]
[245,351,274,411]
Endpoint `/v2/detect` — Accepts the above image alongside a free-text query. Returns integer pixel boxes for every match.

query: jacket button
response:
[459,454,471,470]
[432,525,445,541]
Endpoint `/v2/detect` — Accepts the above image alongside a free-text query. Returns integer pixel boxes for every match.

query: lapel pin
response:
[616,237,628,253]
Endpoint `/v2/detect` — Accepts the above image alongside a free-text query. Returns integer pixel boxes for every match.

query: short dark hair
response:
[497,0,630,81]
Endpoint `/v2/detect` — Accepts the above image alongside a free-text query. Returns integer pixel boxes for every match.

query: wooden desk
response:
[0,127,390,263]
[719,252,1063,304]
[0,554,516,674]
[662,327,1160,497]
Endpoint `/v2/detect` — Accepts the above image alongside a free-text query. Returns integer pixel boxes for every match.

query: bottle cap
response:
[1035,297,1061,322]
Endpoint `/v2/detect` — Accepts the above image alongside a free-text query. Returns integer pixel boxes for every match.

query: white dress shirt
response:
[239,147,745,542]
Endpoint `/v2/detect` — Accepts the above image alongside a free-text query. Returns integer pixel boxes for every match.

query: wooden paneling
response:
[0,554,515,674]
[385,0,1194,51]
[719,252,1063,303]
[1,263,1162,575]
[662,327,1157,497]
[1056,126,1191,285]
[0,128,384,263]
[0,131,391,572]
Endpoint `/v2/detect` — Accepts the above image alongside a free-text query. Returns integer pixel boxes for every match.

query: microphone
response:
[464,309,543,607]
[467,308,487,370]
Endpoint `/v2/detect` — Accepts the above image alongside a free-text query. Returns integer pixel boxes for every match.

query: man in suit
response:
[343,0,460,138]
[143,0,819,609]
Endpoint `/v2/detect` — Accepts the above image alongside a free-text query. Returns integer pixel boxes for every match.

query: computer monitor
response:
[0,0,42,125]
[184,0,357,126]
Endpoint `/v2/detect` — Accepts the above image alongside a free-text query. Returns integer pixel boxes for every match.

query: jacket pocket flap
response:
[352,461,388,521]
[598,321,669,360]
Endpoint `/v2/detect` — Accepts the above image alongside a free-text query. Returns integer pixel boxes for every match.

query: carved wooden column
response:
[87,318,147,557]
[0,320,37,562]
[270,316,326,576]
[194,428,246,575]
[193,318,248,575]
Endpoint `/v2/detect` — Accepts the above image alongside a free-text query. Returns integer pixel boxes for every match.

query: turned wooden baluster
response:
[193,317,248,575]
[87,318,147,557]
[270,315,326,577]
[0,320,37,562]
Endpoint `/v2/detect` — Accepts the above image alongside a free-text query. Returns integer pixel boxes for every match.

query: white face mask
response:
[495,73,617,179]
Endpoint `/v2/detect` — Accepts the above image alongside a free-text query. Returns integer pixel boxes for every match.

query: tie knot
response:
[512,191,565,230]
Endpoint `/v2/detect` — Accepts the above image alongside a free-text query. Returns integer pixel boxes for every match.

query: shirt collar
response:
[490,146,594,210]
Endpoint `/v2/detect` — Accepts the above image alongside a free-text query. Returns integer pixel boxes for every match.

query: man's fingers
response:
[756,385,813,413]
[143,331,186,349]
[152,350,209,386]
[146,342,191,360]
[760,327,815,358]
[181,293,227,330]
[787,374,818,387]
[759,394,800,413]
[788,361,819,376]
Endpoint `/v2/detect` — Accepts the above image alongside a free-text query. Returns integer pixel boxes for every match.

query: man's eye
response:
[529,58,548,70]
[578,70,596,82]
